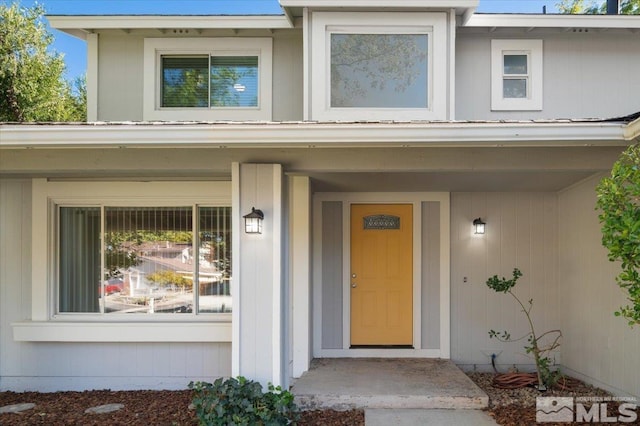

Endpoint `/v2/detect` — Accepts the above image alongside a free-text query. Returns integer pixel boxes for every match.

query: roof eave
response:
[463,13,640,29]
[0,122,631,149]
[47,15,296,40]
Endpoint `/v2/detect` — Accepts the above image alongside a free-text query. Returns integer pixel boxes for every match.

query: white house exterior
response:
[1,0,639,397]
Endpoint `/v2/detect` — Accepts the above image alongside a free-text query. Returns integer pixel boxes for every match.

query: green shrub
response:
[189,377,299,426]
[596,143,640,326]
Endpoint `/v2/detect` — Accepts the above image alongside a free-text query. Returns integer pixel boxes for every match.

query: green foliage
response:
[0,3,86,121]
[189,377,299,426]
[596,144,640,326]
[486,268,523,293]
[147,270,192,290]
[486,269,562,390]
[556,0,639,14]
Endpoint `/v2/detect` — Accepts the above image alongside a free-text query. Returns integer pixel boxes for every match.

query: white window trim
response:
[143,38,272,121]
[491,39,543,111]
[22,179,232,343]
[310,12,448,121]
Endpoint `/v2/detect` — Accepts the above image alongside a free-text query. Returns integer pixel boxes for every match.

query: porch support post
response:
[290,176,311,378]
[232,163,283,387]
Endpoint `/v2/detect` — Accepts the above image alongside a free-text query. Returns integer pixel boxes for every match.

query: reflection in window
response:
[502,53,529,99]
[161,56,209,107]
[58,206,232,315]
[161,54,259,108]
[211,56,258,107]
[330,34,428,108]
[198,207,232,313]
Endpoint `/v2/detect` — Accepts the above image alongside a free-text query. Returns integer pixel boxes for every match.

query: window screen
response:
[161,56,209,107]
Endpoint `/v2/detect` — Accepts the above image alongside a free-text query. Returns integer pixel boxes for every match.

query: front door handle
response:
[351,283,357,288]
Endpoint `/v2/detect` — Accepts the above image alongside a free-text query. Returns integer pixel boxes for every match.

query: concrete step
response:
[292,358,489,410]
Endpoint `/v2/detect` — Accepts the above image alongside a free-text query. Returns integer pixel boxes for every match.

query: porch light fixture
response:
[243,207,264,234]
[473,217,486,235]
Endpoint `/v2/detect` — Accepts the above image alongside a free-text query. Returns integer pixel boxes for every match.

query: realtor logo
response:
[537,397,574,422]
[537,396,638,423]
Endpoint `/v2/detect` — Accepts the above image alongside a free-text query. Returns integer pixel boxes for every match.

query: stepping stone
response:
[0,403,36,414]
[85,403,124,414]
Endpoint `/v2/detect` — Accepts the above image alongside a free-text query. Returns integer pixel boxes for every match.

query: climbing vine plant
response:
[596,143,640,326]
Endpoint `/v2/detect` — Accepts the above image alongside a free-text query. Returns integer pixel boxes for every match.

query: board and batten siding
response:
[0,179,231,392]
[559,174,640,398]
[451,192,559,368]
[96,32,302,122]
[455,31,640,120]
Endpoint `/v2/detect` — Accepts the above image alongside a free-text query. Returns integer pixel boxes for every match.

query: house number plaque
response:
[363,215,400,230]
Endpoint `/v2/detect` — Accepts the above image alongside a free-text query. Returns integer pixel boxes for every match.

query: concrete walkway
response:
[292,358,489,410]
[365,408,498,425]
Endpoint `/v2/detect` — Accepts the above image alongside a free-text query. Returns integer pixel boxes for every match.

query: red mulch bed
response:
[0,389,364,425]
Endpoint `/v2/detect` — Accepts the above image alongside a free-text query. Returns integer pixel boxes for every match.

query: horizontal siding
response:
[456,31,640,120]
[97,32,302,122]
[451,192,559,367]
[559,174,640,398]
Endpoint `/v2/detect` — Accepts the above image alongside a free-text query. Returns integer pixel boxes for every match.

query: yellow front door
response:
[350,204,413,346]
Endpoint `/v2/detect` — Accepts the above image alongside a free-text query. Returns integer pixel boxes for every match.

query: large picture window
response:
[310,12,448,121]
[58,206,231,315]
[330,34,428,109]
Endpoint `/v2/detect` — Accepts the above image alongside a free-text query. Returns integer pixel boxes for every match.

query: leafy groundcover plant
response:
[189,377,299,426]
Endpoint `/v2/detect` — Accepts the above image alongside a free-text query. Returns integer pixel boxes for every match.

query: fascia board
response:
[464,14,640,29]
[47,15,294,32]
[0,122,627,148]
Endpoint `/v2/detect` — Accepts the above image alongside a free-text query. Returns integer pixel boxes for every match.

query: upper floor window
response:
[330,33,428,109]
[311,12,448,121]
[161,55,259,108]
[144,38,272,121]
[491,40,543,111]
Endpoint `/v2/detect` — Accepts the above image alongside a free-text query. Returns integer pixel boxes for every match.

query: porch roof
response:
[1,115,639,149]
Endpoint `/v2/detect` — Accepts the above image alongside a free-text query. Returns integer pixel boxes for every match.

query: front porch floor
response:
[291,358,489,410]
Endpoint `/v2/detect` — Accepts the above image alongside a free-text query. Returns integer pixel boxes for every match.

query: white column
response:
[232,163,283,386]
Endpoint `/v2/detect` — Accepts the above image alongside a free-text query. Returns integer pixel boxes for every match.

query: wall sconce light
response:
[243,207,264,234]
[473,217,486,234]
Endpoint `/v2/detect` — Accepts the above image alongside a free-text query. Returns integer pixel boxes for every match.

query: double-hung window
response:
[310,12,448,121]
[491,40,543,111]
[144,38,272,121]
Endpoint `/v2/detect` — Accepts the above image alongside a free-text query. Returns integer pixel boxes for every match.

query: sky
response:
[1,0,562,82]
